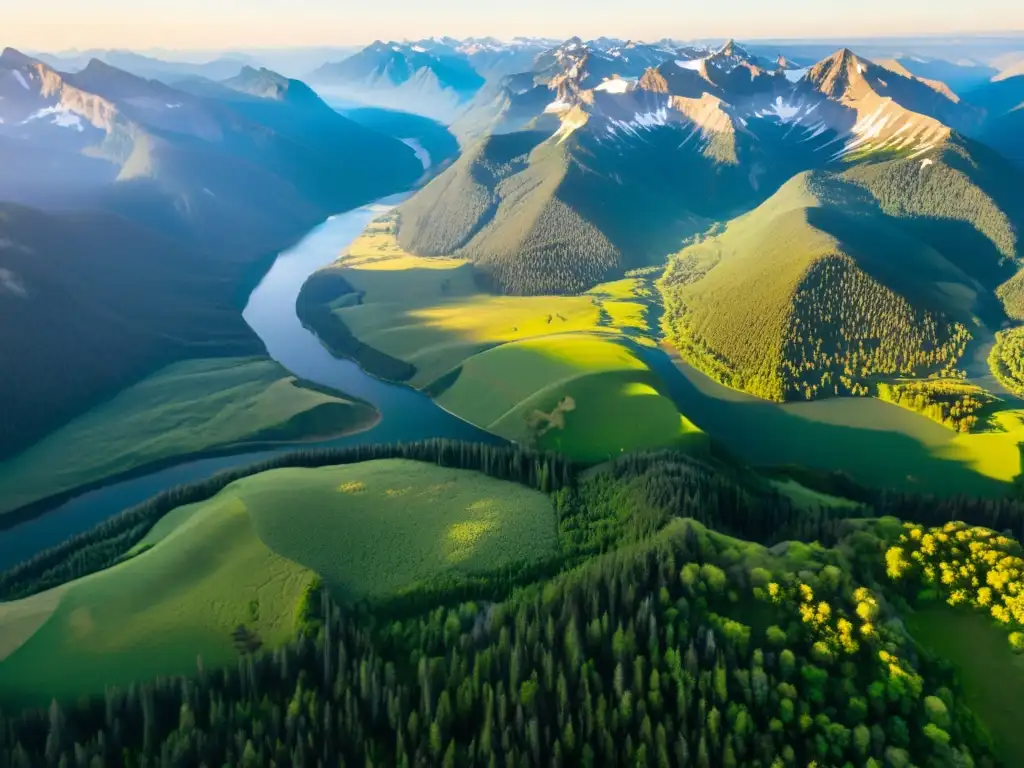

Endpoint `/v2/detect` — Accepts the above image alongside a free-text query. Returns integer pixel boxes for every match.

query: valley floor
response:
[908,606,1024,762]
[301,215,705,462]
[301,214,1024,496]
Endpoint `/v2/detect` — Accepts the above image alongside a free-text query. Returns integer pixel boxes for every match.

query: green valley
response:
[3,440,1024,766]
[7,26,1024,768]
[298,216,703,462]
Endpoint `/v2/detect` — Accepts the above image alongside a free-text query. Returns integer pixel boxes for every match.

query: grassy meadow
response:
[0,459,557,705]
[435,335,703,461]
[309,216,701,459]
[766,478,864,512]
[0,357,378,517]
[241,460,557,599]
[0,490,316,705]
[908,607,1024,762]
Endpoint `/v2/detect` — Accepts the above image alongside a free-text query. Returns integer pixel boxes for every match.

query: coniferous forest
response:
[3,442,1024,765]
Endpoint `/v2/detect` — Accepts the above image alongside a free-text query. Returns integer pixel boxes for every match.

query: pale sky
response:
[6,0,1024,52]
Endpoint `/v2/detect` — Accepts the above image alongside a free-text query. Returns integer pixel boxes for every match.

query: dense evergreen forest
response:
[0,517,1005,767]
[396,134,623,297]
[784,256,971,400]
[4,441,1024,765]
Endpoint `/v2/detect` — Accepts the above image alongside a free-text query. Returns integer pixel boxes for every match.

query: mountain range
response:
[309,41,490,121]
[364,37,1024,404]
[0,48,422,459]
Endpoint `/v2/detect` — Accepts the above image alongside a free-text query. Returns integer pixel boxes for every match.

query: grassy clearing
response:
[306,217,700,459]
[0,357,378,517]
[434,334,704,460]
[0,491,315,705]
[333,218,649,387]
[908,607,1024,762]
[0,585,69,663]
[239,460,557,599]
[0,459,556,705]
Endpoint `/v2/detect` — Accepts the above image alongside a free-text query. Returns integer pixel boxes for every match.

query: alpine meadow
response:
[3,6,1024,766]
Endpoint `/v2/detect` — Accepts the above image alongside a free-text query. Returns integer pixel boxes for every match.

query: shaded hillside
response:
[967,74,1024,165]
[0,49,421,218]
[338,106,461,169]
[0,204,259,460]
[661,143,1024,402]
[0,51,423,459]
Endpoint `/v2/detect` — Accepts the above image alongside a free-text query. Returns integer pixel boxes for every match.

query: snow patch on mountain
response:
[400,137,432,171]
[594,78,632,94]
[545,99,572,113]
[783,68,809,83]
[11,70,30,91]
[800,122,829,141]
[23,106,85,132]
[555,106,588,143]
[756,96,803,123]
[675,59,703,71]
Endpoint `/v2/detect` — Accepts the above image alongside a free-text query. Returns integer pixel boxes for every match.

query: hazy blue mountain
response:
[309,41,486,122]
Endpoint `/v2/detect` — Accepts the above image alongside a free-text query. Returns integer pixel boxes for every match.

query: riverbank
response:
[0,183,503,570]
[0,358,381,523]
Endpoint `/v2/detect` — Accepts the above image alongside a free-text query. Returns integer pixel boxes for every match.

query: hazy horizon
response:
[7,0,1024,53]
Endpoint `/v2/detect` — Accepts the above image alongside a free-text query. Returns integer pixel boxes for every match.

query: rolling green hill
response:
[0,457,556,703]
[394,122,743,295]
[298,216,703,460]
[0,204,261,461]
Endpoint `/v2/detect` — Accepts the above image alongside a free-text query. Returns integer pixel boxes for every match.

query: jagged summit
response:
[0,48,38,67]
[638,67,669,93]
[806,48,870,98]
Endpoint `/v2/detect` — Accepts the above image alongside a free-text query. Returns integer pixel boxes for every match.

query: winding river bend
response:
[0,184,501,569]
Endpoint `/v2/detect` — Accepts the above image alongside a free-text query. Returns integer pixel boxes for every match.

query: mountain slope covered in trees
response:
[660,139,1024,402]
[393,43,1011,298]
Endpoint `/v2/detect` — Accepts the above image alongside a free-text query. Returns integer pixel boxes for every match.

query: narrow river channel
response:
[0,151,502,569]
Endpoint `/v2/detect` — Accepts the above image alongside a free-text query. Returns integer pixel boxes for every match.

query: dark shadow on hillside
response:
[806,205,1011,328]
[638,342,1012,498]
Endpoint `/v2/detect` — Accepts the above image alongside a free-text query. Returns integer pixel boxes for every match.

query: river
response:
[0,154,502,570]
